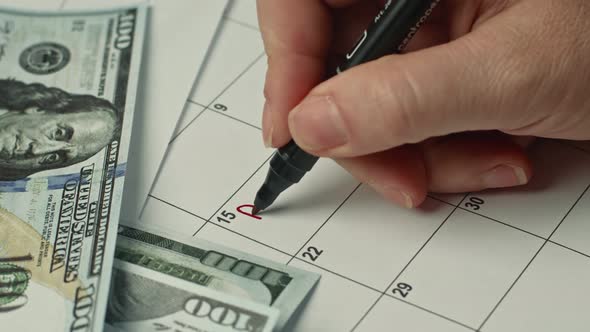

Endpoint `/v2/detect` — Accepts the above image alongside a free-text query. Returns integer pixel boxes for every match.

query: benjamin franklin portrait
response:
[0,79,122,181]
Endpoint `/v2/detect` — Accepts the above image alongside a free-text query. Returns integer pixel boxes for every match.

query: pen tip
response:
[252,206,262,215]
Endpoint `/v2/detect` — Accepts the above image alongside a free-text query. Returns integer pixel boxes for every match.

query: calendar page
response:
[124,1,590,331]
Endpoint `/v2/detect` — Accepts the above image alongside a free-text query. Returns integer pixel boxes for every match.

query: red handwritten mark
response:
[236,204,262,220]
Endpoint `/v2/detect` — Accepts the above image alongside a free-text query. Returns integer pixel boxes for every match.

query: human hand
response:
[257,0,590,208]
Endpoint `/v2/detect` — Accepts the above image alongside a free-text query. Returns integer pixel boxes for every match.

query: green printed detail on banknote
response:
[115,225,320,330]
[0,4,147,332]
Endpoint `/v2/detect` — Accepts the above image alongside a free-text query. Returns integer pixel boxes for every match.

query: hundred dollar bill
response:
[106,260,279,332]
[0,4,147,332]
[113,225,320,331]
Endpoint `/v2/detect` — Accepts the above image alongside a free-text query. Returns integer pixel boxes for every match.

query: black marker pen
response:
[253,0,441,214]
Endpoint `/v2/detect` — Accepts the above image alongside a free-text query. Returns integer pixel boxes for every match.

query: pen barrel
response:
[338,0,441,72]
[271,141,319,184]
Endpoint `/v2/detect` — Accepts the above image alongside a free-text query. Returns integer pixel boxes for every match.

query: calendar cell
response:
[355,295,474,332]
[298,186,454,290]
[196,223,290,264]
[214,56,267,128]
[188,20,263,106]
[287,260,379,332]
[213,159,359,255]
[462,141,590,237]
[389,209,542,327]
[482,243,590,332]
[551,189,590,256]
[121,196,205,236]
[152,110,271,219]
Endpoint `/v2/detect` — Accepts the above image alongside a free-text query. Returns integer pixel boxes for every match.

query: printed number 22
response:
[302,246,323,262]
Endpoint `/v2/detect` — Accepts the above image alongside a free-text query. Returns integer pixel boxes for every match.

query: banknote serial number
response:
[115,12,137,50]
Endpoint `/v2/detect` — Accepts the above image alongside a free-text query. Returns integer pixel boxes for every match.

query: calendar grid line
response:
[458,206,546,241]
[477,241,545,330]
[186,99,208,109]
[201,221,294,258]
[478,183,590,330]
[547,183,590,241]
[427,195,460,207]
[384,294,479,332]
[198,51,265,109]
[294,258,382,293]
[224,16,259,31]
[173,51,265,142]
[208,107,262,131]
[170,103,208,142]
[548,240,590,260]
[351,194,469,332]
[425,195,545,241]
[148,194,209,225]
[286,183,363,265]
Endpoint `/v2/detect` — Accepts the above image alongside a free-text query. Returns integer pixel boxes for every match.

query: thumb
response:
[287,32,530,158]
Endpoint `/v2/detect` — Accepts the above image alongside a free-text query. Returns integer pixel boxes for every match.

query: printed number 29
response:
[392,283,413,298]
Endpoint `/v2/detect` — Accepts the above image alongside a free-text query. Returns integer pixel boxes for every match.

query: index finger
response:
[257,0,361,148]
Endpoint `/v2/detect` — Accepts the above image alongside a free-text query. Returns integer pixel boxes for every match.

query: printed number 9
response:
[214,104,228,112]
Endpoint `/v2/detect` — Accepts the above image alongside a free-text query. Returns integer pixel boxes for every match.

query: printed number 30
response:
[464,197,485,211]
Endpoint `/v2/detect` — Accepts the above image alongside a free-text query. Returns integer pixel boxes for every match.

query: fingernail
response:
[262,101,273,148]
[264,126,274,148]
[373,185,414,209]
[482,164,528,188]
[289,96,348,151]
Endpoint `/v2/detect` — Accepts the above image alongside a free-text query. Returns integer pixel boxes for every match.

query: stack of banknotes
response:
[0,4,318,331]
